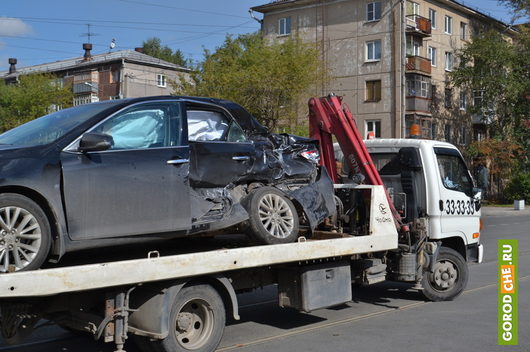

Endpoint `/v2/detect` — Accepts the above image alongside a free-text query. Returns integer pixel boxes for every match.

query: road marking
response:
[218,275,530,351]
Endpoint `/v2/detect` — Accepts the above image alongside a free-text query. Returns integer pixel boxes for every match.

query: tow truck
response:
[0,95,483,352]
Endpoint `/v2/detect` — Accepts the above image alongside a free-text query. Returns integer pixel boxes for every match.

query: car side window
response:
[226,122,247,142]
[436,152,473,196]
[187,110,229,142]
[92,102,182,150]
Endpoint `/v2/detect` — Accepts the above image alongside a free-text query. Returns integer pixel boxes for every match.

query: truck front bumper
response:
[467,243,484,264]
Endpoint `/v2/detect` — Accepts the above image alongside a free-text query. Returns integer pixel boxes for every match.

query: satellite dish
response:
[110,38,116,50]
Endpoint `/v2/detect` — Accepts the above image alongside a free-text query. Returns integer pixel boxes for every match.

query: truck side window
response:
[435,149,473,196]
[187,110,229,142]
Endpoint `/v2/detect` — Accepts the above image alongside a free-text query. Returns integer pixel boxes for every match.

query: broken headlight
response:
[300,150,320,164]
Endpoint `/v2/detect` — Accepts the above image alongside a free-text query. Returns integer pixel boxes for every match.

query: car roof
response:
[118,95,269,135]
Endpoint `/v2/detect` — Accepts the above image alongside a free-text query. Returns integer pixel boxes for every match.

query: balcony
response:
[73,81,98,94]
[406,15,432,37]
[406,56,431,75]
[406,97,431,113]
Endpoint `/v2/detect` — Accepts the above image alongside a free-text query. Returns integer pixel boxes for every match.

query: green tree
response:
[142,37,187,67]
[450,30,529,166]
[498,0,530,21]
[173,32,326,132]
[0,73,73,132]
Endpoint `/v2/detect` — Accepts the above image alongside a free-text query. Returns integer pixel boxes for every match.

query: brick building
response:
[1,44,190,106]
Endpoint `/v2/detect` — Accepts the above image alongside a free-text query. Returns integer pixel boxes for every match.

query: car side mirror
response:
[472,187,482,199]
[78,132,113,153]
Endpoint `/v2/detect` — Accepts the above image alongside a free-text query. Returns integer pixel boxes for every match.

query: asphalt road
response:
[1,208,529,352]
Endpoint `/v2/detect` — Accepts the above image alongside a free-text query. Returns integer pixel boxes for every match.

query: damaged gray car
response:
[0,96,335,272]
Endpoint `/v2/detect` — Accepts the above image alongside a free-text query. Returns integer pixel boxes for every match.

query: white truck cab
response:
[364,139,483,265]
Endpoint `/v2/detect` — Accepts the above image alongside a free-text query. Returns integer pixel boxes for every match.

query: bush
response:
[505,172,530,202]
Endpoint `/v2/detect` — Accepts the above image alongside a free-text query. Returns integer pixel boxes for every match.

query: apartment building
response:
[251,0,514,143]
[1,44,190,106]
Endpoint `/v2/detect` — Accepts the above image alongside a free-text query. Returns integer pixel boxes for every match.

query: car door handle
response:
[166,159,189,165]
[232,156,250,161]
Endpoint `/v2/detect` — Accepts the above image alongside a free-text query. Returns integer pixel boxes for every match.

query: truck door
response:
[61,101,191,240]
[434,147,479,239]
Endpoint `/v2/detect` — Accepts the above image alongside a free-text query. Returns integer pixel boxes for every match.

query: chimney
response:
[83,43,93,61]
[134,47,144,53]
[8,58,17,74]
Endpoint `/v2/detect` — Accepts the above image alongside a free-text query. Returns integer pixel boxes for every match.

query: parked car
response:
[0,96,335,272]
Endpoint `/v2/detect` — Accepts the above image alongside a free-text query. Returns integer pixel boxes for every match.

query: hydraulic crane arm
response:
[308,94,404,230]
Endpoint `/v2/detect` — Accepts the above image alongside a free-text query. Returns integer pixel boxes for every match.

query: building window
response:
[429,8,436,29]
[429,46,437,66]
[473,89,484,107]
[407,1,420,19]
[366,120,381,138]
[366,40,382,61]
[431,122,438,140]
[111,70,120,83]
[444,124,452,142]
[432,84,438,106]
[460,22,467,40]
[445,52,454,71]
[406,74,431,98]
[445,15,452,34]
[444,88,452,108]
[459,91,467,110]
[156,74,167,88]
[367,2,382,21]
[366,80,382,102]
[460,127,468,145]
[278,17,291,36]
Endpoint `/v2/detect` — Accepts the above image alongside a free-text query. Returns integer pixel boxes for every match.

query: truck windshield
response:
[0,101,121,147]
[434,147,474,196]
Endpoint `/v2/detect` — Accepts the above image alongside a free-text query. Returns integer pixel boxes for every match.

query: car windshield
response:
[0,101,121,147]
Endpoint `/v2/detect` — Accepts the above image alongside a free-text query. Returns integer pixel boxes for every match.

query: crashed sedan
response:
[0,96,335,272]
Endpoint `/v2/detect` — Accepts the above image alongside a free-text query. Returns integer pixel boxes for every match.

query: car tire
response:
[150,284,226,352]
[0,193,51,273]
[421,247,468,302]
[246,187,299,244]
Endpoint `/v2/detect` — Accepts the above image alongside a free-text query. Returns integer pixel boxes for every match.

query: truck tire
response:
[0,193,51,273]
[246,187,299,244]
[151,284,225,352]
[421,247,468,302]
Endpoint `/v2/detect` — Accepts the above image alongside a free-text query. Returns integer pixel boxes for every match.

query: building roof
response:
[0,49,191,79]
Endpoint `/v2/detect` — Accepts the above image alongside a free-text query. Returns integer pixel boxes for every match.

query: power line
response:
[116,0,250,19]
[7,16,257,28]
[166,20,255,45]
[0,17,257,35]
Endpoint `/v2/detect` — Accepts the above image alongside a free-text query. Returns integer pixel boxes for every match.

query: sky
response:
[0,0,524,72]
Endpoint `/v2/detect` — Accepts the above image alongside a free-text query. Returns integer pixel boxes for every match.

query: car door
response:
[61,101,191,240]
[434,147,479,239]
[186,109,255,187]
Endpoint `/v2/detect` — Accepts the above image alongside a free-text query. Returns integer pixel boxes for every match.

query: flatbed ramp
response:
[0,234,396,298]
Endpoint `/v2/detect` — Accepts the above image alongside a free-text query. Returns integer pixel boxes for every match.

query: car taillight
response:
[300,150,320,164]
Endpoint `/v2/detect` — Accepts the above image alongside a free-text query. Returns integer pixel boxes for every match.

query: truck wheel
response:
[0,194,51,273]
[246,187,299,244]
[421,247,468,302]
[151,284,225,352]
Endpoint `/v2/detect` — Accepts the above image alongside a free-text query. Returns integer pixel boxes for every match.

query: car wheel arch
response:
[0,185,64,259]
